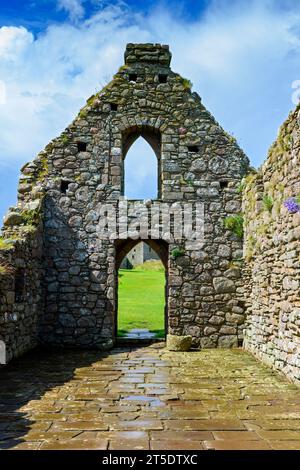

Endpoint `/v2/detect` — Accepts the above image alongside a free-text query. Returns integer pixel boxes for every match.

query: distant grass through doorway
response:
[117,261,165,338]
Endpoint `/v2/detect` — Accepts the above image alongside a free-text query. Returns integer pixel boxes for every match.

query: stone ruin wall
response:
[243,104,300,385]
[0,44,299,388]
[0,221,44,363]
[0,43,249,358]
[1,43,299,390]
[38,43,249,350]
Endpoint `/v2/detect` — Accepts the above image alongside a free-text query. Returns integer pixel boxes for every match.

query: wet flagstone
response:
[0,343,299,450]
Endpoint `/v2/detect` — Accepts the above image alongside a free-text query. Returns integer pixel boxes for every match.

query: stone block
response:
[3,212,23,227]
[213,277,236,294]
[166,334,192,351]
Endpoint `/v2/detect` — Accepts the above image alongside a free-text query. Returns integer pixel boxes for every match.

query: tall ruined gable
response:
[0,43,249,360]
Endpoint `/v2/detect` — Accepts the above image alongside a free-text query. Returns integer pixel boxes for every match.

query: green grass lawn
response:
[117,268,165,338]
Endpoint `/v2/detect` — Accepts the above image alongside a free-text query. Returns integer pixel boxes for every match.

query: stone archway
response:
[121,125,162,198]
[114,238,169,340]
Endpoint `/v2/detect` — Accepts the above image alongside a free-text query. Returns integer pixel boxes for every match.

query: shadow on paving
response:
[0,346,135,449]
[0,344,299,450]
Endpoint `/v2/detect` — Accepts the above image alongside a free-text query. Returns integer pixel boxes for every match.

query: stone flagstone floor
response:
[0,343,299,450]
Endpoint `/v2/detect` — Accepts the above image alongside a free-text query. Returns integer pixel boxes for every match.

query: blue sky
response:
[0,0,300,217]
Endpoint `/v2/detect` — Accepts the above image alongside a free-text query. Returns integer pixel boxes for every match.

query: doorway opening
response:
[115,239,168,341]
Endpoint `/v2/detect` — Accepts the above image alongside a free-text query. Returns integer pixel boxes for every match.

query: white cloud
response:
[57,0,85,22]
[0,0,300,177]
[0,26,33,60]
[0,81,6,105]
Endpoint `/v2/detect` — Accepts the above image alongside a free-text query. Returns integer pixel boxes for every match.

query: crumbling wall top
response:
[124,43,171,67]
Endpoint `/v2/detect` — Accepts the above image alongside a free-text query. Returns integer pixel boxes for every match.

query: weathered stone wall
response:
[0,43,250,354]
[10,43,249,349]
[243,104,300,385]
[0,225,44,363]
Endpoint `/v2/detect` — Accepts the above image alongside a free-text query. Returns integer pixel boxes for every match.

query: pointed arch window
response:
[122,126,161,199]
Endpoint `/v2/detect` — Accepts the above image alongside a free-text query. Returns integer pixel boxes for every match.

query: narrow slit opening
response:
[77,142,87,152]
[129,73,137,82]
[158,74,168,84]
[187,145,199,153]
[110,103,118,112]
[15,268,25,303]
[61,180,71,194]
[220,181,229,189]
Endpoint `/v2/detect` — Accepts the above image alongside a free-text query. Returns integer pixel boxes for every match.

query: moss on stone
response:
[236,181,246,194]
[224,131,237,145]
[175,75,192,91]
[0,238,15,250]
[0,262,14,276]
[224,214,244,238]
[60,134,70,145]
[34,154,49,183]
[244,172,259,187]
[230,258,244,267]
[180,175,194,187]
[20,208,40,227]
[78,108,88,119]
[118,65,129,73]
[182,78,193,90]
[45,142,54,153]
[171,247,185,259]
[244,234,258,262]
[98,80,115,95]
[0,265,7,275]
[87,94,96,106]
[277,125,293,153]
[256,223,269,236]
[19,225,37,235]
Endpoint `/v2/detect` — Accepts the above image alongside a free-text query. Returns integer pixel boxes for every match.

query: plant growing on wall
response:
[0,238,14,250]
[223,130,238,144]
[262,194,273,212]
[181,78,193,90]
[180,175,194,187]
[284,197,300,214]
[171,247,185,259]
[236,181,245,194]
[224,214,244,238]
[60,134,70,145]
[21,209,40,227]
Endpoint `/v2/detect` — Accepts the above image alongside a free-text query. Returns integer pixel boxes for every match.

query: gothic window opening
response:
[122,126,161,199]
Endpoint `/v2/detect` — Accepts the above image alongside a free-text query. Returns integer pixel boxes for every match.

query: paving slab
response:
[0,344,299,450]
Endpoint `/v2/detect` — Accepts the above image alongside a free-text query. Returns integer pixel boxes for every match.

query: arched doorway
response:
[115,239,168,340]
